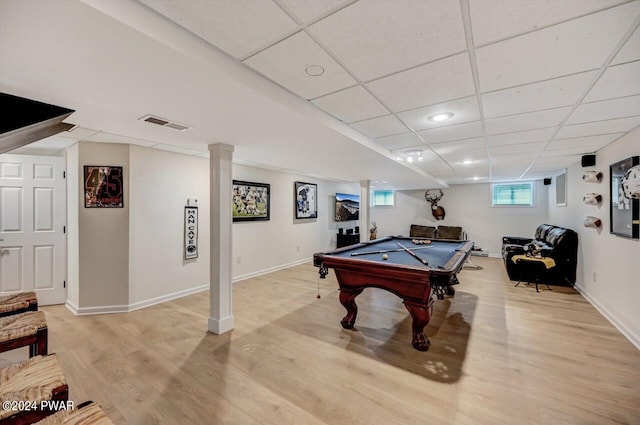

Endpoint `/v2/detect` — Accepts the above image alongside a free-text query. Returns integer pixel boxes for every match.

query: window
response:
[372,190,395,207]
[491,182,534,206]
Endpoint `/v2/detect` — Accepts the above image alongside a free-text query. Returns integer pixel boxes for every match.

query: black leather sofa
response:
[502,224,578,285]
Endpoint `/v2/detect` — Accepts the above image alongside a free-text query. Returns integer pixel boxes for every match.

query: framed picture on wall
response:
[610,156,639,239]
[232,180,270,222]
[295,181,318,219]
[84,165,124,208]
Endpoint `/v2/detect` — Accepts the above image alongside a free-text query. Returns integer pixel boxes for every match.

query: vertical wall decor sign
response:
[184,198,198,260]
[84,165,124,208]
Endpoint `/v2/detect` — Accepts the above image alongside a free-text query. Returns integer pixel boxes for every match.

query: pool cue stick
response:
[397,242,429,265]
[350,246,432,256]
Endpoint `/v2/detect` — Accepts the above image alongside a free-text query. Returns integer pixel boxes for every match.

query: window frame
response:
[371,189,395,207]
[491,181,535,207]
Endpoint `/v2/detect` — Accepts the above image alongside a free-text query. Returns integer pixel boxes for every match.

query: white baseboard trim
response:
[67,302,129,316]
[232,257,311,283]
[128,284,209,312]
[574,283,640,351]
[208,315,234,334]
[64,258,313,315]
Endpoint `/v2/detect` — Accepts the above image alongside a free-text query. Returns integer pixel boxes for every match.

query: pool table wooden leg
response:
[403,299,434,351]
[338,288,363,329]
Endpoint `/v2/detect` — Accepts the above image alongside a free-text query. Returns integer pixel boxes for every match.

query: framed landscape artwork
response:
[295,181,318,219]
[232,180,270,222]
[84,165,124,208]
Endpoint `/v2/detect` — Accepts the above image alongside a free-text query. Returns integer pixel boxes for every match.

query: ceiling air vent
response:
[140,115,191,132]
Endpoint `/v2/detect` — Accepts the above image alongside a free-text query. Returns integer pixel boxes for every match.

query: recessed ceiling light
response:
[428,112,454,122]
[462,159,473,165]
[305,65,325,77]
[403,149,424,164]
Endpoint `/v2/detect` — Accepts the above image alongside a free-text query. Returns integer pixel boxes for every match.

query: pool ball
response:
[382,254,389,260]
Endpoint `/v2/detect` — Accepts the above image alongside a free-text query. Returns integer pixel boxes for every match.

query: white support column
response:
[359,180,371,243]
[208,143,235,334]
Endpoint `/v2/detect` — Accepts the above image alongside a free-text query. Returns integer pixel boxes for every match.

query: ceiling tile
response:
[485,107,571,135]
[350,114,408,138]
[491,163,533,180]
[417,121,483,144]
[139,0,298,58]
[64,126,100,140]
[397,96,480,131]
[10,134,76,153]
[366,53,475,112]
[470,0,628,46]
[276,0,352,23]
[476,2,640,92]
[613,26,640,65]
[566,95,640,124]
[487,128,556,147]
[430,138,487,163]
[556,116,640,139]
[244,31,357,99]
[308,0,466,81]
[312,85,388,123]
[530,154,582,168]
[483,71,597,118]
[375,133,423,150]
[490,141,546,156]
[491,157,536,167]
[584,61,640,103]
[85,132,156,147]
[152,143,205,156]
[548,133,624,151]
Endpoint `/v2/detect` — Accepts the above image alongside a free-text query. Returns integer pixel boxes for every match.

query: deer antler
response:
[424,189,443,203]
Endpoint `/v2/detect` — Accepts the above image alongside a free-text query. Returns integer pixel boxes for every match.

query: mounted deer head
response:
[425,189,445,220]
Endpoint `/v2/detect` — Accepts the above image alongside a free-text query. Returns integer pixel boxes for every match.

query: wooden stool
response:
[0,292,38,318]
[0,354,68,425]
[0,311,47,357]
[32,401,115,425]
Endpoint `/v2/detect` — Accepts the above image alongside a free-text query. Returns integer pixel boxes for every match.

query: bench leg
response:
[30,328,48,357]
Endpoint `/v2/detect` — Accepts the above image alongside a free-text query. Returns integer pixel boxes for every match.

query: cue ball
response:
[382,254,389,260]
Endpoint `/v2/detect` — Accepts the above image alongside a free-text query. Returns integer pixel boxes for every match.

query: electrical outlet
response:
[593,272,596,282]
[296,245,300,252]
[237,256,241,264]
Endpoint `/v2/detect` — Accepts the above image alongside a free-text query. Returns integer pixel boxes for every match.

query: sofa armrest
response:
[502,244,525,255]
[502,236,532,246]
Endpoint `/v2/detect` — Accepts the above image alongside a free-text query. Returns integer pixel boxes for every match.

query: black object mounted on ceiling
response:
[0,92,75,154]
[543,178,552,185]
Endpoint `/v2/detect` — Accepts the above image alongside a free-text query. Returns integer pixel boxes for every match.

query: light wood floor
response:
[2,257,639,424]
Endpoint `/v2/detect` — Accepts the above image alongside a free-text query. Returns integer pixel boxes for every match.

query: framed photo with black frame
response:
[232,180,270,222]
[295,181,318,219]
[84,165,124,208]
[610,156,639,239]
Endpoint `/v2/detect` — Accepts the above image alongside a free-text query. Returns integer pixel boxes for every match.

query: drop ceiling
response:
[1,0,639,189]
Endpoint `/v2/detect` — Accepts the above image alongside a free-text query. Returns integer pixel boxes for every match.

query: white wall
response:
[77,142,130,309]
[371,181,549,255]
[231,165,357,279]
[81,143,360,310]
[548,128,640,348]
[128,146,210,307]
[65,143,80,309]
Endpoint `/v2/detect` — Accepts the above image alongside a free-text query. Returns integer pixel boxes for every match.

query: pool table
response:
[313,236,473,351]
